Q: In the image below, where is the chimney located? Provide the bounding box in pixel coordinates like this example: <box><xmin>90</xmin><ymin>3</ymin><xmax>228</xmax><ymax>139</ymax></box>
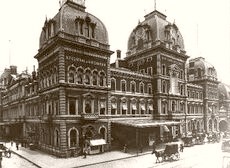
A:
<box><xmin>116</xmin><ymin>50</ymin><xmax>121</xmax><ymax>59</ymax></box>
<box><xmin>32</xmin><ymin>65</ymin><xmax>36</xmax><ymax>80</ymax></box>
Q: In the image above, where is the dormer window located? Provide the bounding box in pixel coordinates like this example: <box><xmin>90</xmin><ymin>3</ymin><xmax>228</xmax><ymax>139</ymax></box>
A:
<box><xmin>75</xmin><ymin>16</ymin><xmax>97</xmax><ymax>38</ymax></box>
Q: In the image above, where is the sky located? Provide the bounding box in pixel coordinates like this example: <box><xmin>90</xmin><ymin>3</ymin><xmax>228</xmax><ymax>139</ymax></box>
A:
<box><xmin>0</xmin><ymin>0</ymin><xmax>230</xmax><ymax>84</ymax></box>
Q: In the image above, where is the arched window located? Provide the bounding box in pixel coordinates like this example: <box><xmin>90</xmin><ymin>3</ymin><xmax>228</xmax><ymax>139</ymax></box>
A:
<box><xmin>54</xmin><ymin>129</ymin><xmax>59</xmax><ymax>147</ymax></box>
<box><xmin>111</xmin><ymin>98</ymin><xmax>117</xmax><ymax>115</ymax></box>
<box><xmin>148</xmin><ymin>84</ymin><xmax>152</xmax><ymax>94</ymax></box>
<box><xmin>85</xmin><ymin>69</ymin><xmax>91</xmax><ymax>85</ymax></box>
<box><xmin>180</xmin><ymin>85</ymin><xmax>184</xmax><ymax>95</ymax></box>
<box><xmin>197</xmin><ymin>68</ymin><xmax>202</xmax><ymax>78</ymax></box>
<box><xmin>121</xmin><ymin>99</ymin><xmax>127</xmax><ymax>115</ymax></box>
<box><xmin>69</xmin><ymin>129</ymin><xmax>79</xmax><ymax>148</ymax></box>
<box><xmin>162</xmin><ymin>101</ymin><xmax>167</xmax><ymax>114</ymax></box>
<box><xmin>77</xmin><ymin>68</ymin><xmax>83</xmax><ymax>84</ymax></box>
<box><xmin>68</xmin><ymin>67</ymin><xmax>76</xmax><ymax>83</ymax></box>
<box><xmin>131</xmin><ymin>99</ymin><xmax>137</xmax><ymax>115</ymax></box>
<box><xmin>140</xmin><ymin>83</ymin><xmax>144</xmax><ymax>93</ymax></box>
<box><xmin>172</xmin><ymin>101</ymin><xmax>176</xmax><ymax>112</ymax></box>
<box><xmin>111</xmin><ymin>78</ymin><xmax>116</xmax><ymax>91</ymax></box>
<box><xmin>99</xmin><ymin>72</ymin><xmax>105</xmax><ymax>86</ymax></box>
<box><xmin>121</xmin><ymin>80</ymin><xmax>126</xmax><ymax>92</ymax></box>
<box><xmin>85</xmin><ymin>100</ymin><xmax>92</xmax><ymax>114</ymax></box>
<box><xmin>99</xmin><ymin>100</ymin><xmax>106</xmax><ymax>115</ymax></box>
<box><xmin>162</xmin><ymin>81</ymin><xmax>167</xmax><ymax>93</ymax></box>
<box><xmin>130</xmin><ymin>81</ymin><xmax>136</xmax><ymax>93</ymax></box>
<box><xmin>162</xmin><ymin>64</ymin><xmax>166</xmax><ymax>75</ymax></box>
<box><xmin>209</xmin><ymin>120</ymin><xmax>212</xmax><ymax>132</ymax></box>
<box><xmin>214</xmin><ymin>119</ymin><xmax>217</xmax><ymax>131</ymax></box>
<box><xmin>99</xmin><ymin>127</ymin><xmax>107</xmax><ymax>140</ymax></box>
<box><xmin>180</xmin><ymin>102</ymin><xmax>184</xmax><ymax>112</ymax></box>
<box><xmin>92</xmin><ymin>71</ymin><xmax>98</xmax><ymax>85</ymax></box>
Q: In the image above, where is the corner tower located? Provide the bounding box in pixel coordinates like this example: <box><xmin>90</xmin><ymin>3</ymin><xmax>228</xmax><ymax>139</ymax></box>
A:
<box><xmin>34</xmin><ymin>0</ymin><xmax>113</xmax><ymax>157</ymax></box>
<box><xmin>125</xmin><ymin>9</ymin><xmax>189</xmax><ymax>136</ymax></box>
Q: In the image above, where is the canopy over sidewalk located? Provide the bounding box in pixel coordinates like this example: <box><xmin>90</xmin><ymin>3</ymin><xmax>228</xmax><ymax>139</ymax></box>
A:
<box><xmin>110</xmin><ymin>118</ymin><xmax>180</xmax><ymax>128</ymax></box>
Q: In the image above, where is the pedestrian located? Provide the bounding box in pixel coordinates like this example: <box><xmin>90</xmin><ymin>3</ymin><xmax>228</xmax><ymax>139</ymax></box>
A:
<box><xmin>123</xmin><ymin>144</ymin><xmax>127</xmax><ymax>153</ymax></box>
<box><xmin>8</xmin><ymin>147</ymin><xmax>11</xmax><ymax>158</ymax></box>
<box><xmin>10</xmin><ymin>140</ymin><xmax>13</xmax><ymax>147</ymax></box>
<box><xmin>151</xmin><ymin>142</ymin><xmax>156</xmax><ymax>154</ymax></box>
<box><xmin>16</xmin><ymin>142</ymin><xmax>19</xmax><ymax>150</ymax></box>
<box><xmin>180</xmin><ymin>144</ymin><xmax>184</xmax><ymax>152</ymax></box>
<box><xmin>83</xmin><ymin>147</ymin><xmax>87</xmax><ymax>158</ymax></box>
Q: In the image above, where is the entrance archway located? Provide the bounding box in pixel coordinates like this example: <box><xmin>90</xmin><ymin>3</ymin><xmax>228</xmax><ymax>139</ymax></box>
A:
<box><xmin>219</xmin><ymin>120</ymin><xmax>228</xmax><ymax>132</ymax></box>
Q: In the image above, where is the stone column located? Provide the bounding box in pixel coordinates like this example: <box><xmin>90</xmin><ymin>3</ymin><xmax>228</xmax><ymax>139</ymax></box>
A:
<box><xmin>59</xmin><ymin>121</ymin><xmax>67</xmax><ymax>157</ymax></box>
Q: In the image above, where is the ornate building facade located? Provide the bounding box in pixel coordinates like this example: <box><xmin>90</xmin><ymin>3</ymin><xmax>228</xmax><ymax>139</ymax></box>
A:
<box><xmin>0</xmin><ymin>0</ymin><xmax>229</xmax><ymax>157</ymax></box>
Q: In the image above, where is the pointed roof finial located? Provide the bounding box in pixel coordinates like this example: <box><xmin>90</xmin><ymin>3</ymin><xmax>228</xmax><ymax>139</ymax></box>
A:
<box><xmin>154</xmin><ymin>0</ymin><xmax>157</xmax><ymax>11</ymax></box>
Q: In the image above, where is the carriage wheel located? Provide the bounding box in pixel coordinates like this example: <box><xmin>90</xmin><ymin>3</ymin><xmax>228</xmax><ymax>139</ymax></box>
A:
<box><xmin>175</xmin><ymin>152</ymin><xmax>180</xmax><ymax>160</ymax></box>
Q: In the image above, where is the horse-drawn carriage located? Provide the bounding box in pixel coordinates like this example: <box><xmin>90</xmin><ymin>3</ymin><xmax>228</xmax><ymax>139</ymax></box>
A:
<box><xmin>0</xmin><ymin>143</ymin><xmax>11</xmax><ymax>158</ymax></box>
<box><xmin>153</xmin><ymin>143</ymin><xmax>180</xmax><ymax>163</ymax></box>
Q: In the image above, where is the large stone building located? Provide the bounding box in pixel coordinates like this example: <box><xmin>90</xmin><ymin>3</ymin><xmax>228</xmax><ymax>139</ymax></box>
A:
<box><xmin>0</xmin><ymin>0</ymin><xmax>229</xmax><ymax>157</ymax></box>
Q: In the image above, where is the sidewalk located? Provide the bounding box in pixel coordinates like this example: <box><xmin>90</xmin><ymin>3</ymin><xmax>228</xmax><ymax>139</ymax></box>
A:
<box><xmin>2</xmin><ymin>142</ymin><xmax>152</xmax><ymax>168</ymax></box>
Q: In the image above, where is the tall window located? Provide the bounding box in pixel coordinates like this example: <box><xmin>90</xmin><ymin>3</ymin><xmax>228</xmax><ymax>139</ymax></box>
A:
<box><xmin>69</xmin><ymin>99</ymin><xmax>76</xmax><ymax>115</ymax></box>
<box><xmin>85</xmin><ymin>69</ymin><xmax>91</xmax><ymax>85</ymax></box>
<box><xmin>148</xmin><ymin>84</ymin><xmax>152</xmax><ymax>94</ymax></box>
<box><xmin>170</xmin><ymin>71</ymin><xmax>179</xmax><ymax>94</ymax></box>
<box><xmin>162</xmin><ymin>64</ymin><xmax>166</xmax><ymax>75</ymax></box>
<box><xmin>77</xmin><ymin>68</ymin><xmax>83</xmax><ymax>84</ymax></box>
<box><xmin>140</xmin><ymin>83</ymin><xmax>144</xmax><ymax>93</ymax></box>
<box><xmin>121</xmin><ymin>99</ymin><xmax>127</xmax><ymax>115</ymax></box>
<box><xmin>99</xmin><ymin>72</ymin><xmax>105</xmax><ymax>86</ymax></box>
<box><xmin>162</xmin><ymin>81</ymin><xmax>167</xmax><ymax>93</ymax></box>
<box><xmin>162</xmin><ymin>102</ymin><xmax>167</xmax><ymax>114</ymax></box>
<box><xmin>54</xmin><ymin>130</ymin><xmax>59</xmax><ymax>147</ymax></box>
<box><xmin>180</xmin><ymin>85</ymin><xmax>184</xmax><ymax>95</ymax></box>
<box><xmin>111</xmin><ymin>79</ymin><xmax>116</xmax><ymax>91</ymax></box>
<box><xmin>130</xmin><ymin>82</ymin><xmax>136</xmax><ymax>93</ymax></box>
<box><xmin>100</xmin><ymin>101</ymin><xmax>106</xmax><ymax>115</ymax></box>
<box><xmin>121</xmin><ymin>80</ymin><xmax>126</xmax><ymax>92</ymax></box>
<box><xmin>172</xmin><ymin>101</ymin><xmax>176</xmax><ymax>112</ymax></box>
<box><xmin>197</xmin><ymin>68</ymin><xmax>202</xmax><ymax>78</ymax></box>
<box><xmin>92</xmin><ymin>71</ymin><xmax>98</xmax><ymax>85</ymax></box>
<box><xmin>68</xmin><ymin>67</ymin><xmax>75</xmax><ymax>83</ymax></box>
<box><xmin>85</xmin><ymin>100</ymin><xmax>92</xmax><ymax>114</ymax></box>
<box><xmin>70</xmin><ymin>129</ymin><xmax>77</xmax><ymax>147</ymax></box>
<box><xmin>111</xmin><ymin>99</ymin><xmax>117</xmax><ymax>115</ymax></box>
<box><xmin>147</xmin><ymin>67</ymin><xmax>152</xmax><ymax>75</ymax></box>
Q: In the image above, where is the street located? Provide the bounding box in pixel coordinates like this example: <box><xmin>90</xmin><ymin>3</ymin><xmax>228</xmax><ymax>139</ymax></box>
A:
<box><xmin>1</xmin><ymin>153</ymin><xmax>37</xmax><ymax>168</ymax></box>
<box><xmin>81</xmin><ymin>142</ymin><xmax>229</xmax><ymax>168</ymax></box>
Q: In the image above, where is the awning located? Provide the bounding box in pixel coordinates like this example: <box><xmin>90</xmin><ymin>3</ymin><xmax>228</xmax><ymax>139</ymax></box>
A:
<box><xmin>112</xmin><ymin>104</ymin><xmax>117</xmax><ymax>109</ymax></box>
<box><xmin>149</xmin><ymin>106</ymin><xmax>153</xmax><ymax>111</ymax></box>
<box><xmin>141</xmin><ymin>105</ymin><xmax>145</xmax><ymax>110</ymax></box>
<box><xmin>111</xmin><ymin>118</ymin><xmax>181</xmax><ymax>128</ymax></box>
<box><xmin>122</xmin><ymin>104</ymin><xmax>127</xmax><ymax>110</ymax></box>
<box><xmin>163</xmin><ymin>125</ymin><xmax>170</xmax><ymax>132</ymax></box>
<box><xmin>90</xmin><ymin>139</ymin><xmax>106</xmax><ymax>146</ymax></box>
<box><xmin>100</xmin><ymin>103</ymin><xmax>105</xmax><ymax>108</ymax></box>
<box><xmin>132</xmin><ymin>105</ymin><xmax>137</xmax><ymax>110</ymax></box>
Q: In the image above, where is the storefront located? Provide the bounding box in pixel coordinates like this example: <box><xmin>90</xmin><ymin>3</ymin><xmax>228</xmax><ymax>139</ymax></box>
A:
<box><xmin>89</xmin><ymin>139</ymin><xmax>106</xmax><ymax>154</ymax></box>
<box><xmin>110</xmin><ymin>118</ymin><xmax>181</xmax><ymax>151</ymax></box>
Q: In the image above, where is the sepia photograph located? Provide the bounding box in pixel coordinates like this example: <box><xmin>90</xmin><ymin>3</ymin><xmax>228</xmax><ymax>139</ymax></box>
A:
<box><xmin>0</xmin><ymin>0</ymin><xmax>230</xmax><ymax>167</ymax></box>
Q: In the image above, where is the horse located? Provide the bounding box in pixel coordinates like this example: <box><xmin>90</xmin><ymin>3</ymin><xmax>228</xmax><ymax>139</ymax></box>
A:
<box><xmin>152</xmin><ymin>150</ymin><xmax>165</xmax><ymax>163</ymax></box>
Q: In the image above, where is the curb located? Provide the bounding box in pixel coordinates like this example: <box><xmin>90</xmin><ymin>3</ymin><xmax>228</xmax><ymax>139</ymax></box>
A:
<box><xmin>11</xmin><ymin>150</ymin><xmax>42</xmax><ymax>168</ymax></box>
<box><xmin>75</xmin><ymin>151</ymin><xmax>152</xmax><ymax>168</ymax></box>
<box><xmin>12</xmin><ymin>149</ymin><xmax>152</xmax><ymax>168</ymax></box>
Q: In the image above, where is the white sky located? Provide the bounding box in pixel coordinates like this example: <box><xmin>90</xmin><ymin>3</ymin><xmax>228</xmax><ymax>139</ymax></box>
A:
<box><xmin>0</xmin><ymin>0</ymin><xmax>230</xmax><ymax>84</ymax></box>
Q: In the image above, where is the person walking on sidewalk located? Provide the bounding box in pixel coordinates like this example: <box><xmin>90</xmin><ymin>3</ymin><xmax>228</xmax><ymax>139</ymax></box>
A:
<box><xmin>83</xmin><ymin>147</ymin><xmax>87</xmax><ymax>158</ymax></box>
<box><xmin>16</xmin><ymin>142</ymin><xmax>19</xmax><ymax>150</ymax></box>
